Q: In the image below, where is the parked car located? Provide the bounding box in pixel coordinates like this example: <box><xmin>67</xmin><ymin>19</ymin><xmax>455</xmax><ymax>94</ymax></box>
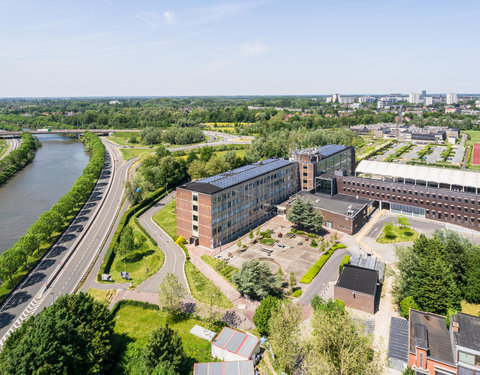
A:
<box><xmin>277</xmin><ymin>243</ymin><xmax>285</xmax><ymax>248</ymax></box>
<box><xmin>297</xmin><ymin>241</ymin><xmax>303</xmax><ymax>246</ymax></box>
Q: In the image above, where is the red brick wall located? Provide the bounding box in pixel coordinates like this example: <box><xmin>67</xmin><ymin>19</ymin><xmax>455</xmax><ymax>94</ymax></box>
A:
<box><xmin>408</xmin><ymin>352</ymin><xmax>457</xmax><ymax>374</ymax></box>
<box><xmin>197</xmin><ymin>193</ymin><xmax>212</xmax><ymax>248</ymax></box>
<box><xmin>298</xmin><ymin>162</ymin><xmax>315</xmax><ymax>191</ymax></box>
<box><xmin>334</xmin><ymin>285</ymin><xmax>376</xmax><ymax>314</ymax></box>
<box><xmin>176</xmin><ymin>188</ymin><xmax>193</xmax><ymax>241</ymax></box>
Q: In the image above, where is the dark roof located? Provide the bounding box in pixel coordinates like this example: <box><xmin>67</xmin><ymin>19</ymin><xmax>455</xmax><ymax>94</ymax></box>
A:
<box><xmin>180</xmin><ymin>158</ymin><xmax>293</xmax><ymax>195</ymax></box>
<box><xmin>295</xmin><ymin>192</ymin><xmax>371</xmax><ymax>217</ymax></box>
<box><xmin>193</xmin><ymin>360</ymin><xmax>254</xmax><ymax>375</ymax></box>
<box><xmin>388</xmin><ymin>317</ymin><xmax>409</xmax><ymax>362</ymax></box>
<box><xmin>409</xmin><ymin>309</ymin><xmax>454</xmax><ymax>365</ymax></box>
<box><xmin>336</xmin><ymin>264</ymin><xmax>378</xmax><ymax>295</ymax></box>
<box><xmin>290</xmin><ymin>144</ymin><xmax>348</xmax><ymax>158</ymax></box>
<box><xmin>452</xmin><ymin>313</ymin><xmax>480</xmax><ymax>352</ymax></box>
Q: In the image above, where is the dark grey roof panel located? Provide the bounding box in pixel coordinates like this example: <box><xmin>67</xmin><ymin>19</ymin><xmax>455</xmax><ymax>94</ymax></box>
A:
<box><xmin>224</xmin><ymin>361</ymin><xmax>239</xmax><ymax>374</ymax></box>
<box><xmin>239</xmin><ymin>360</ymin><xmax>255</xmax><ymax>375</ymax></box>
<box><xmin>193</xmin><ymin>361</ymin><xmax>254</xmax><ymax>375</ymax></box>
<box><xmin>225</xmin><ymin>330</ymin><xmax>245</xmax><ymax>353</ymax></box>
<box><xmin>452</xmin><ymin>313</ymin><xmax>480</xmax><ymax>352</ymax></box>
<box><xmin>213</xmin><ymin>327</ymin><xmax>235</xmax><ymax>348</ymax></box>
<box><xmin>210</xmin><ymin>362</ymin><xmax>223</xmax><ymax>375</ymax></box>
<box><xmin>336</xmin><ymin>264</ymin><xmax>377</xmax><ymax>295</ymax></box>
<box><xmin>193</xmin><ymin>363</ymin><xmax>208</xmax><ymax>375</ymax></box>
<box><xmin>388</xmin><ymin>317</ymin><xmax>408</xmax><ymax>362</ymax></box>
<box><xmin>237</xmin><ymin>335</ymin><xmax>259</xmax><ymax>358</ymax></box>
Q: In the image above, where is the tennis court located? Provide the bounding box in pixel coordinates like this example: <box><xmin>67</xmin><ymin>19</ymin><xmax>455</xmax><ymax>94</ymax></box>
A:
<box><xmin>472</xmin><ymin>143</ymin><xmax>480</xmax><ymax>165</ymax></box>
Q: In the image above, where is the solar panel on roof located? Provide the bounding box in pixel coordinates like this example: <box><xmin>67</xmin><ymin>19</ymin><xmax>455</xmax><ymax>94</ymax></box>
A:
<box><xmin>388</xmin><ymin>317</ymin><xmax>408</xmax><ymax>362</ymax></box>
<box><xmin>319</xmin><ymin>144</ymin><xmax>346</xmax><ymax>157</ymax></box>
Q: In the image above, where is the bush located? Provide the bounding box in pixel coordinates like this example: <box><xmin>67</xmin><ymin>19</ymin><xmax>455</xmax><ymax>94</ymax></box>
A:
<box><xmin>338</xmin><ymin>255</ymin><xmax>350</xmax><ymax>274</ymax></box>
<box><xmin>300</xmin><ymin>244</ymin><xmax>346</xmax><ymax>284</ymax></box>
<box><xmin>310</xmin><ymin>239</ymin><xmax>318</xmax><ymax>248</ymax></box>
<box><xmin>308</xmin><ymin>233</ymin><xmax>318</xmax><ymax>238</ymax></box>
<box><xmin>296</xmin><ymin>230</ymin><xmax>305</xmax><ymax>235</ymax></box>
<box><xmin>292</xmin><ymin>289</ymin><xmax>302</xmax><ymax>298</ymax></box>
<box><xmin>259</xmin><ymin>230</ymin><xmax>271</xmax><ymax>238</ymax></box>
<box><xmin>400</xmin><ymin>296</ymin><xmax>419</xmax><ymax>319</ymax></box>
<box><xmin>290</xmin><ymin>228</ymin><xmax>297</xmax><ymax>234</ymax></box>
<box><xmin>175</xmin><ymin>236</ymin><xmax>187</xmax><ymax>245</ymax></box>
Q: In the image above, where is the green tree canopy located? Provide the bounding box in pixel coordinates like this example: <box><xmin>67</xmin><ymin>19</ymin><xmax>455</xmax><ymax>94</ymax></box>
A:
<box><xmin>232</xmin><ymin>259</ymin><xmax>280</xmax><ymax>301</ymax></box>
<box><xmin>287</xmin><ymin>197</ymin><xmax>323</xmax><ymax>233</ymax></box>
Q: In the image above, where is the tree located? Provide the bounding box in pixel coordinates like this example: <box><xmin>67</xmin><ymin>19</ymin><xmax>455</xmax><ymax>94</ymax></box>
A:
<box><xmin>187</xmin><ymin>159</ymin><xmax>207</xmax><ymax>180</ymax></box>
<box><xmin>268</xmin><ymin>301</ymin><xmax>303</xmax><ymax>374</ymax></box>
<box><xmin>232</xmin><ymin>259</ymin><xmax>280</xmax><ymax>300</ymax></box>
<box><xmin>0</xmin><ymin>247</ymin><xmax>23</xmax><ymax>284</ymax></box>
<box><xmin>465</xmin><ymin>249</ymin><xmax>480</xmax><ymax>303</ymax></box>
<box><xmin>304</xmin><ymin>307</ymin><xmax>384</xmax><ymax>375</ymax></box>
<box><xmin>402</xmin><ymin>367</ymin><xmax>415</xmax><ymax>375</ymax></box>
<box><xmin>397</xmin><ymin>216</ymin><xmax>410</xmax><ymax>229</ymax></box>
<box><xmin>186</xmin><ymin>150</ymin><xmax>197</xmax><ymax>164</ymax></box>
<box><xmin>287</xmin><ymin>197</ymin><xmax>323</xmax><ymax>232</ymax></box>
<box><xmin>205</xmin><ymin>155</ymin><xmax>229</xmax><ymax>176</ymax></box>
<box><xmin>142</xmin><ymin>325</ymin><xmax>186</xmax><ymax>374</ymax></box>
<box><xmin>199</xmin><ymin>146</ymin><xmax>214</xmax><ymax>162</ymax></box>
<box><xmin>158</xmin><ymin>273</ymin><xmax>187</xmax><ymax>314</ymax></box>
<box><xmin>383</xmin><ymin>222</ymin><xmax>395</xmax><ymax>239</ymax></box>
<box><xmin>0</xmin><ymin>293</ymin><xmax>114</xmax><ymax>374</ymax></box>
<box><xmin>311</xmin><ymin>297</ymin><xmax>345</xmax><ymax>314</ymax></box>
<box><xmin>253</xmin><ymin>295</ymin><xmax>278</xmax><ymax>336</ymax></box>
<box><xmin>156</xmin><ymin>144</ymin><xmax>171</xmax><ymax>158</ymax></box>
<box><xmin>400</xmin><ymin>296</ymin><xmax>419</xmax><ymax>319</ymax></box>
<box><xmin>249</xmin><ymin>229</ymin><xmax>254</xmax><ymax>239</ymax></box>
<box><xmin>289</xmin><ymin>271</ymin><xmax>297</xmax><ymax>289</ymax></box>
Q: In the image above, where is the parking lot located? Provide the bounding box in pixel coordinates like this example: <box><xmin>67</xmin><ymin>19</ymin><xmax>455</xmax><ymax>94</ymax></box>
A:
<box><xmin>215</xmin><ymin>216</ymin><xmax>340</xmax><ymax>279</ymax></box>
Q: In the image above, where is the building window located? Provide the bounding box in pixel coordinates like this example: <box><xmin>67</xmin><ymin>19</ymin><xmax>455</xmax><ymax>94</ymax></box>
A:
<box><xmin>458</xmin><ymin>351</ymin><xmax>475</xmax><ymax>366</ymax></box>
<box><xmin>193</xmin><ymin>205</ymin><xmax>198</xmax><ymax>212</ymax></box>
<box><xmin>193</xmin><ymin>215</ymin><xmax>198</xmax><ymax>221</ymax></box>
<box><xmin>193</xmin><ymin>195</ymin><xmax>198</xmax><ymax>202</ymax></box>
<box><xmin>193</xmin><ymin>225</ymin><xmax>198</xmax><ymax>231</ymax></box>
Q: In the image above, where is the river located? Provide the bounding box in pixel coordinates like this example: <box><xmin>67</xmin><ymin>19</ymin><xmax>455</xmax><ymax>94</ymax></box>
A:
<box><xmin>0</xmin><ymin>134</ymin><xmax>90</xmax><ymax>253</ymax></box>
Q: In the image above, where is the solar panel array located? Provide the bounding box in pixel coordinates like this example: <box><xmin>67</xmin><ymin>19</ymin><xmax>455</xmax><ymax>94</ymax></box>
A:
<box><xmin>319</xmin><ymin>144</ymin><xmax>346</xmax><ymax>157</ymax></box>
<box><xmin>193</xmin><ymin>361</ymin><xmax>254</xmax><ymax>375</ymax></box>
<box><xmin>388</xmin><ymin>317</ymin><xmax>409</xmax><ymax>362</ymax></box>
<box><xmin>197</xmin><ymin>158</ymin><xmax>292</xmax><ymax>190</ymax></box>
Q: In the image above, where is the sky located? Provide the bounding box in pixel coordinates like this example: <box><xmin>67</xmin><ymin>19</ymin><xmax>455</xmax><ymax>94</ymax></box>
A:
<box><xmin>0</xmin><ymin>0</ymin><xmax>479</xmax><ymax>97</ymax></box>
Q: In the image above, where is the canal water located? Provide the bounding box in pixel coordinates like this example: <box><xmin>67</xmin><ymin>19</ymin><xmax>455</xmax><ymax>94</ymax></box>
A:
<box><xmin>0</xmin><ymin>134</ymin><xmax>90</xmax><ymax>253</ymax></box>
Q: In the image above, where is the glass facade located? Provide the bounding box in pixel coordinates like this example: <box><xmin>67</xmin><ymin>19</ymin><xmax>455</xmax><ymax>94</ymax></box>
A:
<box><xmin>210</xmin><ymin>164</ymin><xmax>299</xmax><ymax>247</ymax></box>
<box><xmin>391</xmin><ymin>202</ymin><xmax>425</xmax><ymax>217</ymax></box>
<box><xmin>314</xmin><ymin>147</ymin><xmax>354</xmax><ymax>177</ymax></box>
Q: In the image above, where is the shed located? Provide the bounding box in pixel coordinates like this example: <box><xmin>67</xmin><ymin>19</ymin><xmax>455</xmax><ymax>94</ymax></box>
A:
<box><xmin>193</xmin><ymin>360</ymin><xmax>254</xmax><ymax>375</ymax></box>
<box><xmin>211</xmin><ymin>327</ymin><xmax>261</xmax><ymax>363</ymax></box>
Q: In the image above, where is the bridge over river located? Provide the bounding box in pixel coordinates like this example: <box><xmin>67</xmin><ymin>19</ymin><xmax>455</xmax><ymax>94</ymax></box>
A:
<box><xmin>0</xmin><ymin>129</ymin><xmax>139</xmax><ymax>138</ymax></box>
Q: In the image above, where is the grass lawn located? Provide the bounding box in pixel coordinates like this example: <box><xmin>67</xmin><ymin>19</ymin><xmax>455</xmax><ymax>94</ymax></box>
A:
<box><xmin>87</xmin><ymin>288</ymin><xmax>115</xmax><ymax>303</ymax></box>
<box><xmin>109</xmin><ymin>220</ymin><xmax>165</xmax><ymax>287</ymax></box>
<box><xmin>200</xmin><ymin>255</ymin><xmax>238</xmax><ymax>283</ymax></box>
<box><xmin>377</xmin><ymin>225</ymin><xmax>419</xmax><ymax>244</ymax></box>
<box><xmin>185</xmin><ymin>261</ymin><xmax>233</xmax><ymax>308</ymax></box>
<box><xmin>113</xmin><ymin>304</ymin><xmax>216</xmax><ymax>369</ymax></box>
<box><xmin>357</xmin><ymin>138</ymin><xmax>390</xmax><ymax>161</ymax></box>
<box><xmin>107</xmin><ymin>131</ymin><xmax>146</xmax><ymax>147</ymax></box>
<box><xmin>119</xmin><ymin>148</ymin><xmax>153</xmax><ymax>161</ymax></box>
<box><xmin>465</xmin><ymin>130</ymin><xmax>480</xmax><ymax>147</ymax></box>
<box><xmin>260</xmin><ymin>238</ymin><xmax>275</xmax><ymax>245</ymax></box>
<box><xmin>153</xmin><ymin>198</ymin><xmax>177</xmax><ymax>240</ymax></box>
<box><xmin>462</xmin><ymin>300</ymin><xmax>480</xmax><ymax>316</ymax></box>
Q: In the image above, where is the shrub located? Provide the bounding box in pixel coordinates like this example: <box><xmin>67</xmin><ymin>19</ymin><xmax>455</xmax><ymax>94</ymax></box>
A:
<box><xmin>308</xmin><ymin>233</ymin><xmax>318</xmax><ymax>238</ymax></box>
<box><xmin>296</xmin><ymin>230</ymin><xmax>305</xmax><ymax>235</ymax></box>
<box><xmin>175</xmin><ymin>236</ymin><xmax>187</xmax><ymax>245</ymax></box>
<box><xmin>292</xmin><ymin>289</ymin><xmax>302</xmax><ymax>298</ymax></box>
<box><xmin>338</xmin><ymin>255</ymin><xmax>350</xmax><ymax>274</ymax></box>
<box><xmin>300</xmin><ymin>244</ymin><xmax>346</xmax><ymax>284</ymax></box>
<box><xmin>400</xmin><ymin>296</ymin><xmax>419</xmax><ymax>319</ymax></box>
<box><xmin>290</xmin><ymin>228</ymin><xmax>297</xmax><ymax>234</ymax></box>
<box><xmin>310</xmin><ymin>239</ymin><xmax>318</xmax><ymax>248</ymax></box>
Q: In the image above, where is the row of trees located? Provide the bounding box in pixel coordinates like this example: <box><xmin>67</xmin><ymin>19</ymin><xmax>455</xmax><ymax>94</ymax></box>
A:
<box><xmin>0</xmin><ymin>132</ymin><xmax>105</xmax><ymax>292</ymax></box>
<box><xmin>395</xmin><ymin>230</ymin><xmax>480</xmax><ymax>316</ymax></box>
<box><xmin>253</xmin><ymin>296</ymin><xmax>384</xmax><ymax>374</ymax></box>
<box><xmin>0</xmin><ymin>132</ymin><xmax>40</xmax><ymax>185</ymax></box>
<box><xmin>140</xmin><ymin>127</ymin><xmax>205</xmax><ymax>146</ymax></box>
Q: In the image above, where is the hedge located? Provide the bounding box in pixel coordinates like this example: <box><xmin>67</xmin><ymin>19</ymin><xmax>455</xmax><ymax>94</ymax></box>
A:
<box><xmin>338</xmin><ymin>255</ymin><xmax>350</xmax><ymax>274</ymax></box>
<box><xmin>300</xmin><ymin>243</ymin><xmax>347</xmax><ymax>284</ymax></box>
<box><xmin>292</xmin><ymin>289</ymin><xmax>303</xmax><ymax>298</ymax></box>
<box><xmin>110</xmin><ymin>299</ymin><xmax>160</xmax><ymax>317</ymax></box>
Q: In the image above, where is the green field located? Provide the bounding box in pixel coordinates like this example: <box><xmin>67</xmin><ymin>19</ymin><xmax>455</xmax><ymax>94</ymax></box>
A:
<box><xmin>461</xmin><ymin>300</ymin><xmax>480</xmax><ymax>316</ymax></box>
<box><xmin>377</xmin><ymin>225</ymin><xmax>419</xmax><ymax>244</ymax></box>
<box><xmin>153</xmin><ymin>198</ymin><xmax>177</xmax><ymax>240</ymax></box>
<box><xmin>357</xmin><ymin>138</ymin><xmax>390</xmax><ymax>161</ymax></box>
<box><xmin>109</xmin><ymin>220</ymin><xmax>165</xmax><ymax>287</ymax></box>
<box><xmin>200</xmin><ymin>255</ymin><xmax>238</xmax><ymax>284</ymax></box>
<box><xmin>107</xmin><ymin>131</ymin><xmax>145</xmax><ymax>146</ymax></box>
<box><xmin>465</xmin><ymin>130</ymin><xmax>480</xmax><ymax>147</ymax></box>
<box><xmin>113</xmin><ymin>304</ymin><xmax>216</xmax><ymax>371</ymax></box>
<box><xmin>185</xmin><ymin>261</ymin><xmax>233</xmax><ymax>308</ymax></box>
<box><xmin>119</xmin><ymin>147</ymin><xmax>153</xmax><ymax>161</ymax></box>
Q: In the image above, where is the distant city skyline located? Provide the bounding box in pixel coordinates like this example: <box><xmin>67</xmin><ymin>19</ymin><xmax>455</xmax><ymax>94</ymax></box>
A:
<box><xmin>1</xmin><ymin>0</ymin><xmax>480</xmax><ymax>97</ymax></box>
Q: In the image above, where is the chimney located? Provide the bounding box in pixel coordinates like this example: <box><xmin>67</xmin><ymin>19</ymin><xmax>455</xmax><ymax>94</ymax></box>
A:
<box><xmin>452</xmin><ymin>321</ymin><xmax>459</xmax><ymax>332</ymax></box>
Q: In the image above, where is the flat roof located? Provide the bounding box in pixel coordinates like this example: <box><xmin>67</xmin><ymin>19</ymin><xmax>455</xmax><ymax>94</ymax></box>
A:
<box><xmin>212</xmin><ymin>327</ymin><xmax>259</xmax><ymax>360</ymax></box>
<box><xmin>336</xmin><ymin>264</ymin><xmax>377</xmax><ymax>295</ymax></box>
<box><xmin>409</xmin><ymin>309</ymin><xmax>454</xmax><ymax>365</ymax></box>
<box><xmin>356</xmin><ymin>160</ymin><xmax>480</xmax><ymax>189</ymax></box>
<box><xmin>180</xmin><ymin>158</ymin><xmax>293</xmax><ymax>195</ymax></box>
<box><xmin>295</xmin><ymin>192</ymin><xmax>371</xmax><ymax>216</ymax></box>
<box><xmin>193</xmin><ymin>360</ymin><xmax>254</xmax><ymax>375</ymax></box>
<box><xmin>290</xmin><ymin>144</ymin><xmax>347</xmax><ymax>157</ymax></box>
<box><xmin>350</xmin><ymin>254</ymin><xmax>385</xmax><ymax>282</ymax></box>
<box><xmin>452</xmin><ymin>313</ymin><xmax>480</xmax><ymax>352</ymax></box>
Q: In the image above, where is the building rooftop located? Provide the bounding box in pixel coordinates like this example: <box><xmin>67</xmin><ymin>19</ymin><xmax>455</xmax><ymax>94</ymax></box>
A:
<box><xmin>212</xmin><ymin>327</ymin><xmax>259</xmax><ymax>360</ymax></box>
<box><xmin>409</xmin><ymin>309</ymin><xmax>454</xmax><ymax>365</ymax></box>
<box><xmin>181</xmin><ymin>158</ymin><xmax>293</xmax><ymax>195</ymax></box>
<box><xmin>388</xmin><ymin>317</ymin><xmax>409</xmax><ymax>363</ymax></box>
<box><xmin>452</xmin><ymin>312</ymin><xmax>480</xmax><ymax>352</ymax></box>
<box><xmin>193</xmin><ymin>360</ymin><xmax>254</xmax><ymax>375</ymax></box>
<box><xmin>290</xmin><ymin>144</ymin><xmax>347</xmax><ymax>158</ymax></box>
<box><xmin>336</xmin><ymin>264</ymin><xmax>378</xmax><ymax>296</ymax></box>
<box><xmin>295</xmin><ymin>191</ymin><xmax>371</xmax><ymax>217</ymax></box>
<box><xmin>350</xmin><ymin>253</ymin><xmax>385</xmax><ymax>282</ymax></box>
<box><xmin>356</xmin><ymin>160</ymin><xmax>480</xmax><ymax>189</ymax></box>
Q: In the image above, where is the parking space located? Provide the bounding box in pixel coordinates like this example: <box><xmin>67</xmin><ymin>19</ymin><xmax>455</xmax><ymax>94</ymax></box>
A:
<box><xmin>372</xmin><ymin>142</ymin><xmax>404</xmax><ymax>162</ymax></box>
<box><xmin>426</xmin><ymin>145</ymin><xmax>445</xmax><ymax>163</ymax></box>
<box><xmin>400</xmin><ymin>145</ymin><xmax>423</xmax><ymax>162</ymax></box>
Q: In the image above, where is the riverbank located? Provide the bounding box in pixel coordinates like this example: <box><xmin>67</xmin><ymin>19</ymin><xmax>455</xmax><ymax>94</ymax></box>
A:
<box><xmin>0</xmin><ymin>133</ymin><xmax>40</xmax><ymax>186</ymax></box>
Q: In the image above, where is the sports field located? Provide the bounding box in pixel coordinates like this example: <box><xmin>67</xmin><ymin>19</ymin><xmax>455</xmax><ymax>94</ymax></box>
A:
<box><xmin>472</xmin><ymin>143</ymin><xmax>480</xmax><ymax>165</ymax></box>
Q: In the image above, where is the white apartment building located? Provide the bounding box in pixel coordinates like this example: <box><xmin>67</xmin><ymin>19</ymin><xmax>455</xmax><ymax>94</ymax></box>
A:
<box><xmin>424</xmin><ymin>97</ymin><xmax>433</xmax><ymax>106</ymax></box>
<box><xmin>408</xmin><ymin>93</ymin><xmax>422</xmax><ymax>104</ymax></box>
<box><xmin>446</xmin><ymin>92</ymin><xmax>458</xmax><ymax>105</ymax></box>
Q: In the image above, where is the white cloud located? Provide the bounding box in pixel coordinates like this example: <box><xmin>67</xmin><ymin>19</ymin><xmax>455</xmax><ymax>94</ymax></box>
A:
<box><xmin>136</xmin><ymin>10</ymin><xmax>175</xmax><ymax>28</ymax></box>
<box><xmin>240</xmin><ymin>41</ymin><xmax>267</xmax><ymax>56</ymax></box>
<box><xmin>163</xmin><ymin>10</ymin><xmax>175</xmax><ymax>25</ymax></box>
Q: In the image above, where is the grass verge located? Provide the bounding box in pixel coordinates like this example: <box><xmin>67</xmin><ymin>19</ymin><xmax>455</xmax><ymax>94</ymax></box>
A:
<box><xmin>153</xmin><ymin>198</ymin><xmax>177</xmax><ymax>240</ymax></box>
<box><xmin>185</xmin><ymin>261</ymin><xmax>233</xmax><ymax>308</ymax></box>
<box><xmin>119</xmin><ymin>148</ymin><xmax>152</xmax><ymax>161</ymax></box>
<box><xmin>200</xmin><ymin>255</ymin><xmax>238</xmax><ymax>284</ymax></box>
<box><xmin>377</xmin><ymin>226</ymin><xmax>419</xmax><ymax>244</ymax></box>
<box><xmin>461</xmin><ymin>300</ymin><xmax>480</xmax><ymax>316</ymax></box>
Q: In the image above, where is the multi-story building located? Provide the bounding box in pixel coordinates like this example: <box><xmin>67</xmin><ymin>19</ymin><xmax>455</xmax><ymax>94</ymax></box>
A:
<box><xmin>340</xmin><ymin>96</ymin><xmax>355</xmax><ymax>104</ymax></box>
<box><xmin>408</xmin><ymin>93</ymin><xmax>422</xmax><ymax>104</ymax></box>
<box><xmin>424</xmin><ymin>96</ymin><xmax>433</xmax><ymax>106</ymax></box>
<box><xmin>447</xmin><ymin>92</ymin><xmax>459</xmax><ymax>105</ymax></box>
<box><xmin>176</xmin><ymin>159</ymin><xmax>299</xmax><ymax>248</ymax></box>
<box><xmin>359</xmin><ymin>96</ymin><xmax>376</xmax><ymax>103</ymax></box>
<box><xmin>408</xmin><ymin>309</ymin><xmax>480</xmax><ymax>375</ymax></box>
<box><xmin>289</xmin><ymin>145</ymin><xmax>355</xmax><ymax>193</ymax></box>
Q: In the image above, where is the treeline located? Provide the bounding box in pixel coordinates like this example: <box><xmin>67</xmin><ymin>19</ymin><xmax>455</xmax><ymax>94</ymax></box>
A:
<box><xmin>0</xmin><ymin>132</ymin><xmax>105</xmax><ymax>301</ymax></box>
<box><xmin>140</xmin><ymin>127</ymin><xmax>205</xmax><ymax>145</ymax></box>
<box><xmin>396</xmin><ymin>230</ymin><xmax>480</xmax><ymax>316</ymax></box>
<box><xmin>0</xmin><ymin>132</ymin><xmax>40</xmax><ymax>185</ymax></box>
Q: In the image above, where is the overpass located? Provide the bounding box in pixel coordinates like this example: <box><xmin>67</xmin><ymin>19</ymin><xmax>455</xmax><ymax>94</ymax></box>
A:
<box><xmin>0</xmin><ymin>129</ymin><xmax>140</xmax><ymax>139</ymax></box>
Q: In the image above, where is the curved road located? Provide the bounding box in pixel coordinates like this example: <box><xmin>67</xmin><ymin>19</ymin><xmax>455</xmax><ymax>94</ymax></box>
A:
<box><xmin>0</xmin><ymin>139</ymin><xmax>130</xmax><ymax>345</ymax></box>
<box><xmin>0</xmin><ymin>138</ymin><xmax>20</xmax><ymax>160</ymax></box>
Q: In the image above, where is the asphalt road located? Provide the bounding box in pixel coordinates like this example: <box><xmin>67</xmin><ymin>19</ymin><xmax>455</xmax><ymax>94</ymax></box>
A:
<box><xmin>299</xmin><ymin>248</ymin><xmax>350</xmax><ymax>305</ymax></box>
<box><xmin>136</xmin><ymin>191</ymin><xmax>189</xmax><ymax>293</ymax></box>
<box><xmin>0</xmin><ymin>139</ymin><xmax>129</xmax><ymax>344</ymax></box>
<box><xmin>0</xmin><ymin>138</ymin><xmax>20</xmax><ymax>160</ymax></box>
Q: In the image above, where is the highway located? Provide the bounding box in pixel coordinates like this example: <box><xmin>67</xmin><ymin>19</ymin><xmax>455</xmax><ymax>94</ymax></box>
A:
<box><xmin>0</xmin><ymin>139</ymin><xmax>130</xmax><ymax>344</ymax></box>
<box><xmin>0</xmin><ymin>138</ymin><xmax>20</xmax><ymax>160</ymax></box>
